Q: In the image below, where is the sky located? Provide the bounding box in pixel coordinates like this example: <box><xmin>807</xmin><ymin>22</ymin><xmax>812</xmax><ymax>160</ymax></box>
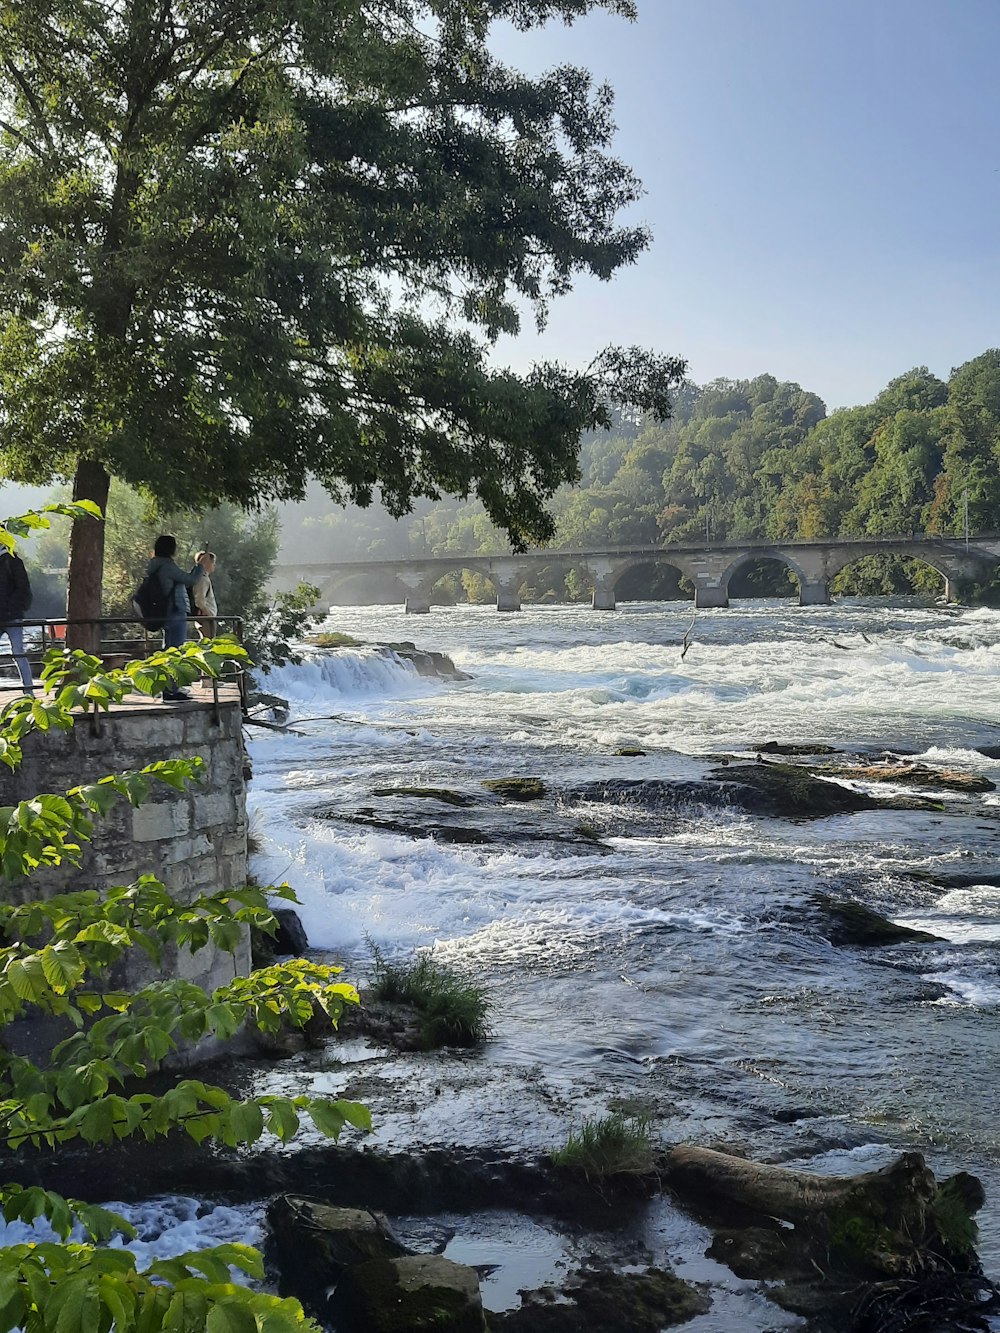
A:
<box><xmin>488</xmin><ymin>0</ymin><xmax>1000</xmax><ymax>411</ymax></box>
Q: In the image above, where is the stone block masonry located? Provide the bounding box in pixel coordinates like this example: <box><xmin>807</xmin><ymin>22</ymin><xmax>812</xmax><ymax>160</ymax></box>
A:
<box><xmin>0</xmin><ymin>695</ymin><xmax>250</xmax><ymax>999</ymax></box>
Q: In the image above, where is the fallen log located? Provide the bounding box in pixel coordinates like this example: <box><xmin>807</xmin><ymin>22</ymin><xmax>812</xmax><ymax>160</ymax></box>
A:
<box><xmin>666</xmin><ymin>1145</ymin><xmax>935</xmax><ymax>1237</ymax></box>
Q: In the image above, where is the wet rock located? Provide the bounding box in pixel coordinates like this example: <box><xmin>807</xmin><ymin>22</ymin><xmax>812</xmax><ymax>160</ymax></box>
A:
<box><xmin>372</xmin><ymin>786</ymin><xmax>474</xmax><ymax>807</ymax></box>
<box><xmin>386</xmin><ymin>643</ymin><xmax>472</xmax><ymax>681</ymax></box>
<box><xmin>492</xmin><ymin>1266</ymin><xmax>709</xmax><ymax>1332</ymax></box>
<box><xmin>267</xmin><ymin>1195</ymin><xmax>406</xmax><ymax>1309</ymax></box>
<box><xmin>273</xmin><ymin>908</ymin><xmax>309</xmax><ymax>955</ymax></box>
<box><xmin>339</xmin><ymin>813</ymin><xmax>495</xmax><ymax>844</ymax></box>
<box><xmin>342</xmin><ymin>996</ymin><xmax>426</xmax><ymax>1052</ymax></box>
<box><xmin>754</xmin><ymin>740</ymin><xmax>841</xmax><ymax>756</ymax></box>
<box><xmin>907</xmin><ymin>868</ymin><xmax>1000</xmax><ymax>891</ymax></box>
<box><xmin>247</xmin><ymin>690</ymin><xmax>290</xmax><ymax>721</ymax></box>
<box><xmin>614</xmin><ymin>747</ymin><xmax>647</xmax><ymax>757</ymax></box>
<box><xmin>335</xmin><ymin>1253</ymin><xmax>486</xmax><ymax>1333</ymax></box>
<box><xmin>707</xmin><ymin>762</ymin><xmax>878</xmax><ymax>817</ymax></box>
<box><xmin>823</xmin><ymin>761</ymin><xmax>995</xmax><ymax>793</ymax></box>
<box><xmin>482</xmin><ymin>777</ymin><xmax>547</xmax><ymax>802</ymax></box>
<box><xmin>566</xmin><ymin>777</ymin><xmax>750</xmax><ymax>812</ymax></box>
<box><xmin>708</xmin><ymin>1225</ymin><xmax>808</xmax><ymax>1281</ymax></box>
<box><xmin>810</xmin><ymin>893</ymin><xmax>945</xmax><ymax>947</ymax></box>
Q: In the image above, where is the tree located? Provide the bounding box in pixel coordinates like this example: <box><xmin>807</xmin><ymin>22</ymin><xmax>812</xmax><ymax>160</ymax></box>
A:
<box><xmin>0</xmin><ymin>0</ymin><xmax>685</xmax><ymax>633</ymax></box>
<box><xmin>0</xmin><ymin>505</ymin><xmax>369</xmax><ymax>1333</ymax></box>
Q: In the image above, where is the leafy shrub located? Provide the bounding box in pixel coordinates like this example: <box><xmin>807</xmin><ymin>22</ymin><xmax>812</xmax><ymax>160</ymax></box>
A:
<box><xmin>0</xmin><ymin>505</ymin><xmax>369</xmax><ymax>1333</ymax></box>
<box><xmin>369</xmin><ymin>943</ymin><xmax>491</xmax><ymax>1048</ymax></box>
<box><xmin>552</xmin><ymin>1113</ymin><xmax>658</xmax><ymax>1179</ymax></box>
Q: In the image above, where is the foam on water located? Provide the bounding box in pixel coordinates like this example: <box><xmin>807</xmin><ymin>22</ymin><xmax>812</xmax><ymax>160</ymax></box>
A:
<box><xmin>0</xmin><ymin>1197</ymin><xmax>263</xmax><ymax>1275</ymax></box>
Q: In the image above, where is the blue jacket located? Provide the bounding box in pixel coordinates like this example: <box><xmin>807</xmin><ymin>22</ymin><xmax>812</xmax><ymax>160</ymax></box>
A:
<box><xmin>146</xmin><ymin>556</ymin><xmax>203</xmax><ymax>617</ymax></box>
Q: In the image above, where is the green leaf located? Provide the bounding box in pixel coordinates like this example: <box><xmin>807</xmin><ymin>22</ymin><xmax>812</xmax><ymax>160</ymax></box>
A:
<box><xmin>205</xmin><ymin>1299</ymin><xmax>258</xmax><ymax>1333</ymax></box>
<box><xmin>265</xmin><ymin>1100</ymin><xmax>299</xmax><ymax>1142</ymax></box>
<box><xmin>228</xmin><ymin>1101</ymin><xmax>264</xmax><ymax>1145</ymax></box>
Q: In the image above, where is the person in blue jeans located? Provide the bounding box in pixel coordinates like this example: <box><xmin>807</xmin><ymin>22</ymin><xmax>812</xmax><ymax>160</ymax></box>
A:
<box><xmin>0</xmin><ymin>550</ymin><xmax>34</xmax><ymax>695</ymax></box>
<box><xmin>146</xmin><ymin>536</ymin><xmax>205</xmax><ymax>701</ymax></box>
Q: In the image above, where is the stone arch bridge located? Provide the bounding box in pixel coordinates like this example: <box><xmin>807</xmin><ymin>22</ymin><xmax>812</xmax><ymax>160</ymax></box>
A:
<box><xmin>272</xmin><ymin>537</ymin><xmax>1000</xmax><ymax>613</ymax></box>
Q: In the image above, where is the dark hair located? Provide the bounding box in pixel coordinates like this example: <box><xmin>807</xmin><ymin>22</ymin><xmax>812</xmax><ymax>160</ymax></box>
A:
<box><xmin>153</xmin><ymin>534</ymin><xmax>177</xmax><ymax>559</ymax></box>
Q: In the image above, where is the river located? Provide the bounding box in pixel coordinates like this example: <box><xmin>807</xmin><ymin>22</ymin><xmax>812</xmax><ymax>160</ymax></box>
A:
<box><xmin>244</xmin><ymin>596</ymin><xmax>1000</xmax><ymax>1328</ymax></box>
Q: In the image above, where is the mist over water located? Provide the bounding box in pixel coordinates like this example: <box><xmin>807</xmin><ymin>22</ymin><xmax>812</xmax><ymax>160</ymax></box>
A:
<box><xmin>249</xmin><ymin>597</ymin><xmax>1000</xmax><ymax>1294</ymax></box>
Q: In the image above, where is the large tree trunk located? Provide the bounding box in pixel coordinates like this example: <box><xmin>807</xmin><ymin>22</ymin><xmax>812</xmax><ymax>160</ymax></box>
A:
<box><xmin>666</xmin><ymin>1145</ymin><xmax>936</xmax><ymax>1234</ymax></box>
<box><xmin>66</xmin><ymin>458</ymin><xmax>111</xmax><ymax>653</ymax></box>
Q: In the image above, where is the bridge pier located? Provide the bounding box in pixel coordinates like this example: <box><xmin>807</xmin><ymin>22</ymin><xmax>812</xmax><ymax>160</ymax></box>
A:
<box><xmin>694</xmin><ymin>583</ymin><xmax>728</xmax><ymax>609</ymax></box>
<box><xmin>592</xmin><ymin>585</ymin><xmax>616</xmax><ymax>611</ymax></box>
<box><xmin>798</xmin><ymin>580</ymin><xmax>829</xmax><ymax>606</ymax></box>
<box><xmin>404</xmin><ymin>596</ymin><xmax>431</xmax><ymax>614</ymax></box>
<box><xmin>496</xmin><ymin>587</ymin><xmax>521</xmax><ymax>612</ymax></box>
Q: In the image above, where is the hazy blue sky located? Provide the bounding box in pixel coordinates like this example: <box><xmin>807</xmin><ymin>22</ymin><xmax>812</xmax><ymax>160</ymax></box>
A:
<box><xmin>489</xmin><ymin>0</ymin><xmax>1000</xmax><ymax>410</ymax></box>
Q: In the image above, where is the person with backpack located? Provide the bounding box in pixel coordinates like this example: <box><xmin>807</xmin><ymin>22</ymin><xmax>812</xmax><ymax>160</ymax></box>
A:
<box><xmin>0</xmin><ymin>550</ymin><xmax>33</xmax><ymax>695</ymax></box>
<box><xmin>144</xmin><ymin>536</ymin><xmax>205</xmax><ymax>701</ymax></box>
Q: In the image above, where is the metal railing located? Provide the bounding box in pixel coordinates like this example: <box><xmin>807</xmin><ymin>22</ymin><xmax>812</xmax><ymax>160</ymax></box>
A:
<box><xmin>0</xmin><ymin>616</ymin><xmax>248</xmax><ymax>714</ymax></box>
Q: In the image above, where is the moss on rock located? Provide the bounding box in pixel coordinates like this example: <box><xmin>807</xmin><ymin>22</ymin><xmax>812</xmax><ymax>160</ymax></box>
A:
<box><xmin>482</xmin><ymin>777</ymin><xmax>547</xmax><ymax>801</ymax></box>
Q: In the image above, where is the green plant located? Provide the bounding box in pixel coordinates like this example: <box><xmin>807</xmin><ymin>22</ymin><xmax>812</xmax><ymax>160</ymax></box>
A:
<box><xmin>244</xmin><ymin>583</ymin><xmax>323</xmax><ymax>674</ymax></box>
<box><xmin>368</xmin><ymin>943</ymin><xmax>491</xmax><ymax>1048</ymax></box>
<box><xmin>0</xmin><ymin>506</ymin><xmax>371</xmax><ymax>1333</ymax></box>
<box><xmin>552</xmin><ymin>1113</ymin><xmax>658</xmax><ymax>1180</ymax></box>
<box><xmin>307</xmin><ymin>632</ymin><xmax>362</xmax><ymax>648</ymax></box>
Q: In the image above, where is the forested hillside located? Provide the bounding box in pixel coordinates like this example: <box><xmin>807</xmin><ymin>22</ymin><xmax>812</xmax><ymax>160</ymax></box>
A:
<box><xmin>280</xmin><ymin>349</ymin><xmax>1000</xmax><ymax>599</ymax></box>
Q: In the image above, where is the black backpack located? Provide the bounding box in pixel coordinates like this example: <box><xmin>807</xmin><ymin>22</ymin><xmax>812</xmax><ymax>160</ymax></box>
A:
<box><xmin>132</xmin><ymin>574</ymin><xmax>170</xmax><ymax>630</ymax></box>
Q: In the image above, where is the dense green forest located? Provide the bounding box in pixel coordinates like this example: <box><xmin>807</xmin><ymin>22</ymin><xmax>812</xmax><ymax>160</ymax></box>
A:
<box><xmin>283</xmin><ymin>347</ymin><xmax>1000</xmax><ymax>601</ymax></box>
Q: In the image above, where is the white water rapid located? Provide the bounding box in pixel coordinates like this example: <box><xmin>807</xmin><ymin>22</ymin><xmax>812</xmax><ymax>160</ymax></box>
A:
<box><xmin>243</xmin><ymin>597</ymin><xmax>1000</xmax><ymax>1328</ymax></box>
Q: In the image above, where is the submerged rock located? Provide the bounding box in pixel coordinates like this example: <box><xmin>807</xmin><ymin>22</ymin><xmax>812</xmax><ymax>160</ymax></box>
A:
<box><xmin>335</xmin><ymin>1253</ymin><xmax>486</xmax><ymax>1333</ymax></box>
<box><xmin>614</xmin><ymin>747</ymin><xmax>647</xmax><ymax>757</ymax></box>
<box><xmin>372</xmin><ymin>786</ymin><xmax>474</xmax><ymax>807</ymax></box>
<box><xmin>810</xmin><ymin>893</ymin><xmax>945</xmax><ymax>947</ymax></box>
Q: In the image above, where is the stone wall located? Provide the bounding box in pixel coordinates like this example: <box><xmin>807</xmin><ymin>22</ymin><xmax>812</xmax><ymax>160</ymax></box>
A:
<box><xmin>0</xmin><ymin>696</ymin><xmax>250</xmax><ymax>996</ymax></box>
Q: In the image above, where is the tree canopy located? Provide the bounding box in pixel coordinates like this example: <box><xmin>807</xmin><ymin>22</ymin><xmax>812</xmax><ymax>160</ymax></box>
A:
<box><xmin>0</xmin><ymin>0</ymin><xmax>684</xmax><ymax>624</ymax></box>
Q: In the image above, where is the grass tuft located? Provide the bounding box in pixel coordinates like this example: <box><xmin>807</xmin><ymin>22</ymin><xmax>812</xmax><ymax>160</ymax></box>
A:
<box><xmin>368</xmin><ymin>942</ymin><xmax>492</xmax><ymax>1048</ymax></box>
<box><xmin>552</xmin><ymin>1113</ymin><xmax>658</xmax><ymax>1179</ymax></box>
<box><xmin>308</xmin><ymin>631</ymin><xmax>362</xmax><ymax>647</ymax></box>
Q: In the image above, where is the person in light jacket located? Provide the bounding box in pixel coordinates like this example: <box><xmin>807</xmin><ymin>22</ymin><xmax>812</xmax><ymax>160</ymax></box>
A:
<box><xmin>147</xmin><ymin>535</ymin><xmax>204</xmax><ymax>701</ymax></box>
<box><xmin>194</xmin><ymin>550</ymin><xmax>218</xmax><ymax>638</ymax></box>
<box><xmin>0</xmin><ymin>551</ymin><xmax>33</xmax><ymax>695</ymax></box>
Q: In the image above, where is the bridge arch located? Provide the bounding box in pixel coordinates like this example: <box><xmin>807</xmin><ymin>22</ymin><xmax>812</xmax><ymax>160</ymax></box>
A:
<box><xmin>606</xmin><ymin>557</ymin><xmax>692</xmax><ymax>602</ymax></box>
<box><xmin>320</xmin><ymin>569</ymin><xmax>409</xmax><ymax>606</ymax></box>
<box><xmin>720</xmin><ymin>550</ymin><xmax>808</xmax><ymax>599</ymax></box>
<box><xmin>824</xmin><ymin>550</ymin><xmax>949</xmax><ymax>597</ymax></box>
